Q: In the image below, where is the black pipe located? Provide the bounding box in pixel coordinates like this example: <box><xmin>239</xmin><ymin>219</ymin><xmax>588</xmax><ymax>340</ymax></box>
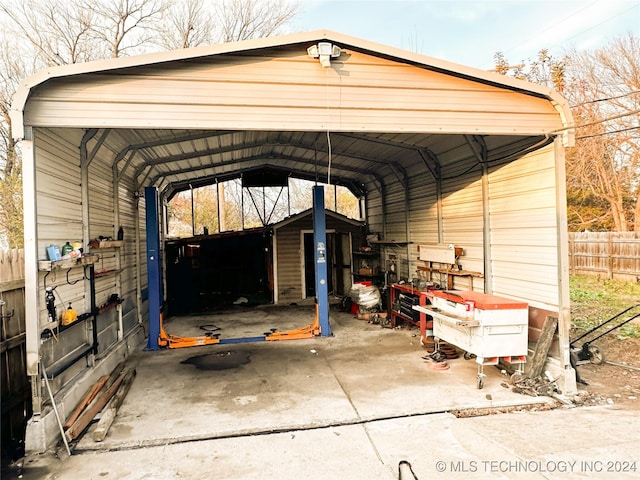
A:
<box><xmin>89</xmin><ymin>264</ymin><xmax>99</xmax><ymax>355</ymax></box>
<box><xmin>43</xmin><ymin>344</ymin><xmax>93</xmax><ymax>380</ymax></box>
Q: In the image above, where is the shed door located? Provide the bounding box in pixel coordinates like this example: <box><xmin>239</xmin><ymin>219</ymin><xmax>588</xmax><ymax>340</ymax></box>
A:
<box><xmin>335</xmin><ymin>233</ymin><xmax>352</xmax><ymax>295</ymax></box>
<box><xmin>303</xmin><ymin>232</ymin><xmax>334</xmax><ymax>297</ymax></box>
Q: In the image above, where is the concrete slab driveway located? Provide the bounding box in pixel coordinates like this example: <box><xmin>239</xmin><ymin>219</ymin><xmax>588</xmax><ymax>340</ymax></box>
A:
<box><xmin>75</xmin><ymin>305</ymin><xmax>548</xmax><ymax>452</ymax></box>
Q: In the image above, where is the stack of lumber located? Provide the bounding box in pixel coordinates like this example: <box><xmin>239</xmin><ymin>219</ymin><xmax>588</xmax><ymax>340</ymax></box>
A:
<box><xmin>64</xmin><ymin>362</ymin><xmax>136</xmax><ymax>444</ymax></box>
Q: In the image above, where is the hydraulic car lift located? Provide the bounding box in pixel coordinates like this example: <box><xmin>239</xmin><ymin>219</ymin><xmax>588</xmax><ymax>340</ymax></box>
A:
<box><xmin>157</xmin><ymin>303</ymin><xmax>322</xmax><ymax>349</ymax></box>
<box><xmin>145</xmin><ymin>185</ymin><xmax>331</xmax><ymax>351</ymax></box>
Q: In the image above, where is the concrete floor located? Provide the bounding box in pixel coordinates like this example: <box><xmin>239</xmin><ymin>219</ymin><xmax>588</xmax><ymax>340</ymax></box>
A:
<box><xmin>22</xmin><ymin>303</ymin><xmax>616</xmax><ymax>479</ymax></box>
<box><xmin>71</xmin><ymin>303</ymin><xmax>548</xmax><ymax>452</ymax></box>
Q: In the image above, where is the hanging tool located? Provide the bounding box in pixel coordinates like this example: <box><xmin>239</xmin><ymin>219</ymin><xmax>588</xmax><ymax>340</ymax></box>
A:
<box><xmin>45</xmin><ymin>287</ymin><xmax>57</xmax><ymax>324</ymax></box>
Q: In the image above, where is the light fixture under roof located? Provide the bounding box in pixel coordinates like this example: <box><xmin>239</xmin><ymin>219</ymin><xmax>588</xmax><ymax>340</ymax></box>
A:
<box><xmin>307</xmin><ymin>42</ymin><xmax>341</xmax><ymax>67</ymax></box>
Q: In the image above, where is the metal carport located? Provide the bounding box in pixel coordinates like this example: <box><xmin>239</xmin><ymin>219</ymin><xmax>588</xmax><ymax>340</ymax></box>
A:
<box><xmin>11</xmin><ymin>30</ymin><xmax>575</xmax><ymax>452</ymax></box>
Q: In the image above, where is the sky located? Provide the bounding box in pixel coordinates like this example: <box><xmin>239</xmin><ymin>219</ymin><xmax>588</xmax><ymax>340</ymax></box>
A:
<box><xmin>292</xmin><ymin>0</ymin><xmax>640</xmax><ymax>69</ymax></box>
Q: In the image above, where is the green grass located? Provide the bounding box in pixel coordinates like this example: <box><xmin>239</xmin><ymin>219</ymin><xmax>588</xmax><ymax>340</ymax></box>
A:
<box><xmin>570</xmin><ymin>275</ymin><xmax>640</xmax><ymax>339</ymax></box>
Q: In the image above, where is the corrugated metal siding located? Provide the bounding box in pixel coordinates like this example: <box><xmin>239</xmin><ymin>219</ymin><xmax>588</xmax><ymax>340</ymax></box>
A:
<box><xmin>24</xmin><ymin>51</ymin><xmax>562</xmax><ymax>135</ymax></box>
<box><xmin>373</xmin><ymin>176</ymin><xmax>411</xmax><ymax>278</ymax></box>
<box><xmin>488</xmin><ymin>144</ymin><xmax>559</xmax><ymax>308</ymax></box>
<box><xmin>440</xmin><ymin>158</ymin><xmax>485</xmax><ymax>270</ymax></box>
<box><xmin>407</xmin><ymin>167</ymin><xmax>439</xmax><ymax>279</ymax></box>
<box><xmin>118</xmin><ymin>179</ymin><xmax>143</xmax><ymax>333</ymax></box>
<box><xmin>34</xmin><ymin>129</ymin><xmax>86</xmax><ymax>327</ymax></box>
<box><xmin>88</xmin><ymin>160</ymin><xmax>115</xmax><ymax>240</ymax></box>
<box><xmin>382</xmin><ymin>182</ymin><xmax>408</xmax><ymax>241</ymax></box>
<box><xmin>89</xmin><ymin>132</ymin><xmax>147</xmax><ymax>330</ymax></box>
<box><xmin>364</xmin><ymin>184</ymin><xmax>383</xmax><ymax>234</ymax></box>
<box><xmin>33</xmin><ymin>127</ymin><xmax>144</xmax><ymax>352</ymax></box>
<box><xmin>34</xmin><ymin>129</ymin><xmax>83</xmax><ymax>256</ymax></box>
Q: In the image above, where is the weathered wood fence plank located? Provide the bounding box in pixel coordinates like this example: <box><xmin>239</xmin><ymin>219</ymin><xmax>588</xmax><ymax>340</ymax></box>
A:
<box><xmin>0</xmin><ymin>249</ymin><xmax>29</xmax><ymax>460</ymax></box>
<box><xmin>568</xmin><ymin>232</ymin><xmax>640</xmax><ymax>281</ymax></box>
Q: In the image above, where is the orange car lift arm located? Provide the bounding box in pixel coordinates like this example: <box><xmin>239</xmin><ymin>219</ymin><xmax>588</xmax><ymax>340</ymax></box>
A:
<box><xmin>157</xmin><ymin>305</ymin><xmax>321</xmax><ymax>349</ymax></box>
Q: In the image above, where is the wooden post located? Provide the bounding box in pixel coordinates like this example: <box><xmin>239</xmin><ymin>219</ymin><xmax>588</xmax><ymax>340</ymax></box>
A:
<box><xmin>608</xmin><ymin>233</ymin><xmax>614</xmax><ymax>279</ymax></box>
<box><xmin>568</xmin><ymin>234</ymin><xmax>574</xmax><ymax>275</ymax></box>
<box><xmin>525</xmin><ymin>315</ymin><xmax>558</xmax><ymax>379</ymax></box>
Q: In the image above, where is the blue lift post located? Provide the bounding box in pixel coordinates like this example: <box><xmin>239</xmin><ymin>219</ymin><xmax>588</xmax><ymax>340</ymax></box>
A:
<box><xmin>145</xmin><ymin>186</ymin><xmax>162</xmax><ymax>350</ymax></box>
<box><xmin>312</xmin><ymin>186</ymin><xmax>332</xmax><ymax>336</ymax></box>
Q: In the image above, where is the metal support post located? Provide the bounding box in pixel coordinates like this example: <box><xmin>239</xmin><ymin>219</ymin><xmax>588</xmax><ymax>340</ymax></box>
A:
<box><xmin>145</xmin><ymin>186</ymin><xmax>162</xmax><ymax>350</ymax></box>
<box><xmin>312</xmin><ymin>186</ymin><xmax>331</xmax><ymax>336</ymax></box>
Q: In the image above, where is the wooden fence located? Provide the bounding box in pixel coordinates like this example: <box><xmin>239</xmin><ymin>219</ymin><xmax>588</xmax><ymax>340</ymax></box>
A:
<box><xmin>569</xmin><ymin>232</ymin><xmax>640</xmax><ymax>281</ymax></box>
<box><xmin>0</xmin><ymin>249</ymin><xmax>29</xmax><ymax>463</ymax></box>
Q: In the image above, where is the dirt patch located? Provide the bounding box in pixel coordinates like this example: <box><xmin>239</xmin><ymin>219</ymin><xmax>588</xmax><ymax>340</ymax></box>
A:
<box><xmin>451</xmin><ymin>401</ymin><xmax>557</xmax><ymax>418</ymax></box>
<box><xmin>571</xmin><ymin>334</ymin><xmax>640</xmax><ymax>410</ymax></box>
<box><xmin>568</xmin><ymin>276</ymin><xmax>640</xmax><ymax>409</ymax></box>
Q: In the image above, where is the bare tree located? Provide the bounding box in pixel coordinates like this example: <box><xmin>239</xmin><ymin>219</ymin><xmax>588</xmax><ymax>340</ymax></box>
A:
<box><xmin>159</xmin><ymin>0</ymin><xmax>301</xmax><ymax>49</ymax></box>
<box><xmin>494</xmin><ymin>35</ymin><xmax>639</xmax><ymax>232</ymax></box>
<box><xmin>0</xmin><ymin>0</ymin><xmax>171</xmax><ymax>247</ymax></box>
<box><xmin>564</xmin><ymin>33</ymin><xmax>640</xmax><ymax>232</ymax></box>
<box><xmin>84</xmin><ymin>0</ymin><xmax>169</xmax><ymax>58</ymax></box>
<box><xmin>160</xmin><ymin>0</ymin><xmax>215</xmax><ymax>49</ymax></box>
<box><xmin>215</xmin><ymin>0</ymin><xmax>300</xmax><ymax>42</ymax></box>
<box><xmin>0</xmin><ymin>0</ymin><xmax>98</xmax><ymax>66</ymax></box>
<box><xmin>0</xmin><ymin>0</ymin><xmax>303</xmax><ymax>247</ymax></box>
<box><xmin>0</xmin><ymin>28</ymin><xmax>27</xmax><ymax>248</ymax></box>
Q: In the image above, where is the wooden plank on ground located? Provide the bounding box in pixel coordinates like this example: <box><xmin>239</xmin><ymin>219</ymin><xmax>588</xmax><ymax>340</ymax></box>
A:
<box><xmin>63</xmin><ymin>362</ymin><xmax>125</xmax><ymax>431</ymax></box>
<box><xmin>64</xmin><ymin>362</ymin><xmax>126</xmax><ymax>442</ymax></box>
<box><xmin>65</xmin><ymin>372</ymin><xmax>126</xmax><ymax>442</ymax></box>
<box><xmin>525</xmin><ymin>315</ymin><xmax>558</xmax><ymax>379</ymax></box>
<box><xmin>92</xmin><ymin>368</ymin><xmax>136</xmax><ymax>442</ymax></box>
<box><xmin>64</xmin><ymin>375</ymin><xmax>109</xmax><ymax>429</ymax></box>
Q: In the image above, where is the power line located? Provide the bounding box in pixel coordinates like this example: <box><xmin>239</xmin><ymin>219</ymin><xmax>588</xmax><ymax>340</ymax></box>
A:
<box><xmin>484</xmin><ymin>0</ymin><xmax>598</xmax><ymax>67</ymax></box>
<box><xmin>571</xmin><ymin>91</ymin><xmax>640</xmax><ymax>108</ymax></box>
<box><xmin>562</xmin><ymin>3</ymin><xmax>640</xmax><ymax>45</ymax></box>
<box><xmin>576</xmin><ymin>126</ymin><xmax>639</xmax><ymax>140</ymax></box>
<box><xmin>549</xmin><ymin>108</ymin><xmax>640</xmax><ymax>134</ymax></box>
<box><xmin>484</xmin><ymin>2</ymin><xmax>639</xmax><ymax>69</ymax></box>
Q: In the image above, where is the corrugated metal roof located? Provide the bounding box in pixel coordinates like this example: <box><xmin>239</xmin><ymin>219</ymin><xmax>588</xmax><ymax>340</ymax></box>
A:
<box><xmin>13</xmin><ymin>30</ymin><xmax>574</xmax><ymax>199</ymax></box>
<box><xmin>11</xmin><ymin>30</ymin><xmax>573</xmax><ymax>138</ymax></box>
<box><xmin>12</xmin><ymin>29</ymin><xmax>573</xmax><ymax>132</ymax></box>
